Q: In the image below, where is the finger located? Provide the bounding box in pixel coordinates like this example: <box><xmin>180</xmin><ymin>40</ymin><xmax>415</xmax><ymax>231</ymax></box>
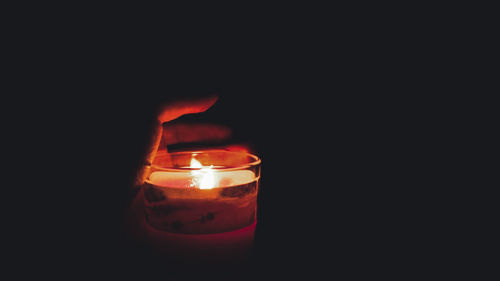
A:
<box><xmin>134</xmin><ymin>95</ymin><xmax>218</xmax><ymax>187</ymax></box>
<box><xmin>162</xmin><ymin>123</ymin><xmax>231</xmax><ymax>145</ymax></box>
<box><xmin>157</xmin><ymin>95</ymin><xmax>218</xmax><ymax>123</ymax></box>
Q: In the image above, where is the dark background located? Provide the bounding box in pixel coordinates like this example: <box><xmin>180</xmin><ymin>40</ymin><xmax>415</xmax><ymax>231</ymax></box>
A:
<box><xmin>37</xmin><ymin>67</ymin><xmax>425</xmax><ymax>279</ymax></box>
<box><xmin>9</xmin><ymin>30</ymin><xmax>454</xmax><ymax>279</ymax></box>
<box><xmin>5</xmin><ymin>3</ymin><xmax>493</xmax><ymax>278</ymax></box>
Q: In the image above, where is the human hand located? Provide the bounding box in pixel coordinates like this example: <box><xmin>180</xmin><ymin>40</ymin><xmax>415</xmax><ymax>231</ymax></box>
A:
<box><xmin>126</xmin><ymin>94</ymin><xmax>237</xmax><ymax>243</ymax></box>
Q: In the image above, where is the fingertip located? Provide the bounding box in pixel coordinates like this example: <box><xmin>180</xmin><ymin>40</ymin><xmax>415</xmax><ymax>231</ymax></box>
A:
<box><xmin>157</xmin><ymin>93</ymin><xmax>219</xmax><ymax>123</ymax></box>
<box><xmin>198</xmin><ymin>93</ymin><xmax>219</xmax><ymax>113</ymax></box>
<box><xmin>225</xmin><ymin>144</ymin><xmax>252</xmax><ymax>153</ymax></box>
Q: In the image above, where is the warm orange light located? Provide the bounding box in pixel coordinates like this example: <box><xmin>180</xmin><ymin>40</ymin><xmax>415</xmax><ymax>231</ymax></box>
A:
<box><xmin>190</xmin><ymin>157</ymin><xmax>216</xmax><ymax>189</ymax></box>
<box><xmin>225</xmin><ymin>144</ymin><xmax>249</xmax><ymax>153</ymax></box>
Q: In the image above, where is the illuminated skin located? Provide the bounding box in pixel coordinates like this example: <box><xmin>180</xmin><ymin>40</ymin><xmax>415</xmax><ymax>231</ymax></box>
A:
<box><xmin>135</xmin><ymin>95</ymin><xmax>220</xmax><ymax>186</ymax></box>
<box><xmin>126</xmin><ymin>95</ymin><xmax>248</xmax><ymax>241</ymax></box>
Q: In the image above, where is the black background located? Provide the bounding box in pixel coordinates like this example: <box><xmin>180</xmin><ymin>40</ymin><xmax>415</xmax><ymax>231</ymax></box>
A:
<box><xmin>9</xmin><ymin>27</ymin><xmax>453</xmax><ymax>279</ymax></box>
<box><xmin>36</xmin><ymin>65</ymin><xmax>423</xmax><ymax>279</ymax></box>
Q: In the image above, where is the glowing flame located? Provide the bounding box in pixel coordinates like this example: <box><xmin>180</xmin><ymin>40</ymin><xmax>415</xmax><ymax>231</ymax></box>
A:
<box><xmin>190</xmin><ymin>158</ymin><xmax>203</xmax><ymax>169</ymax></box>
<box><xmin>190</xmin><ymin>157</ymin><xmax>216</xmax><ymax>189</ymax></box>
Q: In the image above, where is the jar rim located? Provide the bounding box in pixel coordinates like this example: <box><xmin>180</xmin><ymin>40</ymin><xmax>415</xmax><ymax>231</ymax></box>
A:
<box><xmin>149</xmin><ymin>150</ymin><xmax>261</xmax><ymax>172</ymax></box>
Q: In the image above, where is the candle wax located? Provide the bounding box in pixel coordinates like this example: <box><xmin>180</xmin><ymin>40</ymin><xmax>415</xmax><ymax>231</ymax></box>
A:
<box><xmin>149</xmin><ymin>170</ymin><xmax>255</xmax><ymax>189</ymax></box>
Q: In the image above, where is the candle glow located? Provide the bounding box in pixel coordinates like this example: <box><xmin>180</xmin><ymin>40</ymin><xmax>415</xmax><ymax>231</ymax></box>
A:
<box><xmin>189</xmin><ymin>157</ymin><xmax>216</xmax><ymax>189</ymax></box>
<box><xmin>144</xmin><ymin>150</ymin><xmax>261</xmax><ymax>264</ymax></box>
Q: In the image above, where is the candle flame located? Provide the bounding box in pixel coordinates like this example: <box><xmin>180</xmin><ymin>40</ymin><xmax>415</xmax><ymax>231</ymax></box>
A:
<box><xmin>190</xmin><ymin>157</ymin><xmax>216</xmax><ymax>189</ymax></box>
<box><xmin>190</xmin><ymin>158</ymin><xmax>203</xmax><ymax>169</ymax></box>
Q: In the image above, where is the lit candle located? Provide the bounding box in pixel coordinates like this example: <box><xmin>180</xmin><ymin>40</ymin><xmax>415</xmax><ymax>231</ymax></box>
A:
<box><xmin>149</xmin><ymin>158</ymin><xmax>255</xmax><ymax>190</ymax></box>
<box><xmin>142</xmin><ymin>150</ymin><xmax>261</xmax><ymax>264</ymax></box>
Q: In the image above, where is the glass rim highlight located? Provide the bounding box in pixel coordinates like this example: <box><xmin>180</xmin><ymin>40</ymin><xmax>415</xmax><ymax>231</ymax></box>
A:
<box><xmin>149</xmin><ymin>150</ymin><xmax>261</xmax><ymax>172</ymax></box>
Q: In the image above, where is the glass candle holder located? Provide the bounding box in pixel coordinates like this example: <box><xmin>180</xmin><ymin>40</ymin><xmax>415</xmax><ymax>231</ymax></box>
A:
<box><xmin>143</xmin><ymin>150</ymin><xmax>261</xmax><ymax>263</ymax></box>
